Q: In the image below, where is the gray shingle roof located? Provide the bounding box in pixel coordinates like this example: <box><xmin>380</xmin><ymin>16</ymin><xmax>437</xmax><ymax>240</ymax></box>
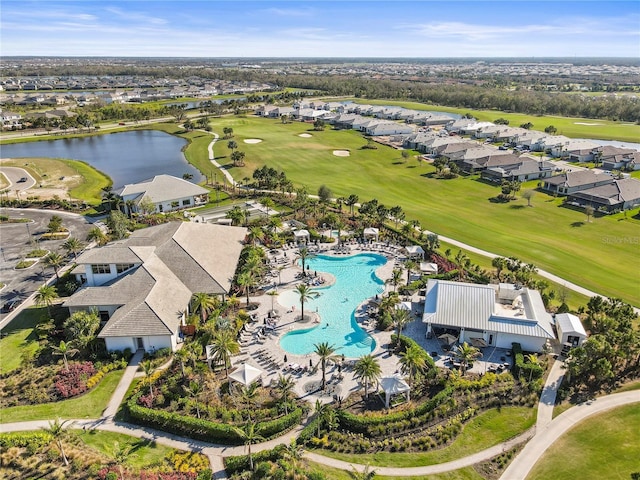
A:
<box><xmin>115</xmin><ymin>174</ymin><xmax>208</xmax><ymax>205</ymax></box>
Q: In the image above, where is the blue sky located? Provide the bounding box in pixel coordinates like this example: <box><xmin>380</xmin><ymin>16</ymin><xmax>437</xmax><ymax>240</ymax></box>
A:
<box><xmin>2</xmin><ymin>1</ymin><xmax>639</xmax><ymax>57</ymax></box>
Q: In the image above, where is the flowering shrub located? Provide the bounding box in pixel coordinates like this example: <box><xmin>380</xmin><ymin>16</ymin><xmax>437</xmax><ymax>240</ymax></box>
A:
<box><xmin>86</xmin><ymin>361</ymin><xmax>126</xmax><ymax>390</ymax></box>
<box><xmin>98</xmin><ymin>468</ymin><xmax>198</xmax><ymax>480</ymax></box>
<box><xmin>54</xmin><ymin>362</ymin><xmax>96</xmax><ymax>398</ymax></box>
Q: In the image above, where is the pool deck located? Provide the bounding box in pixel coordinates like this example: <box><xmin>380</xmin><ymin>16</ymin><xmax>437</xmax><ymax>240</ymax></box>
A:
<box><xmin>233</xmin><ymin>241</ymin><xmax>412</xmax><ymax>405</ymax></box>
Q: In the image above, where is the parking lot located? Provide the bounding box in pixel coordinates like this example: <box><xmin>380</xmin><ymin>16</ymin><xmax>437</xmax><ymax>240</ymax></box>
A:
<box><xmin>0</xmin><ymin>208</ymin><xmax>94</xmax><ymax>312</ymax></box>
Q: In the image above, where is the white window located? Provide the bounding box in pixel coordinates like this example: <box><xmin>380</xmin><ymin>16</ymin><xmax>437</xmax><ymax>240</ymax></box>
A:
<box><xmin>91</xmin><ymin>264</ymin><xmax>110</xmax><ymax>274</ymax></box>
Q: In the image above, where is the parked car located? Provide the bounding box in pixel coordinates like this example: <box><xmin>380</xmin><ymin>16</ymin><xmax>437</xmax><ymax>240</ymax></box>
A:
<box><xmin>17</xmin><ymin>177</ymin><xmax>27</xmax><ymax>183</ymax></box>
<box><xmin>1</xmin><ymin>298</ymin><xmax>20</xmax><ymax>313</ymax></box>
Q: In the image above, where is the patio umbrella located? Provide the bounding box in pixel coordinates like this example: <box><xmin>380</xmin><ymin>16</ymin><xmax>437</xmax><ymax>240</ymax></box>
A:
<box><xmin>438</xmin><ymin>333</ymin><xmax>458</xmax><ymax>345</ymax></box>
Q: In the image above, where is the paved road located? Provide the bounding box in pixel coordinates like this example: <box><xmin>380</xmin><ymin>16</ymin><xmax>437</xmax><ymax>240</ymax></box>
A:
<box><xmin>499</xmin><ymin>391</ymin><xmax>640</xmax><ymax>480</ymax></box>
<box><xmin>0</xmin><ymin>166</ymin><xmax>36</xmax><ymax>191</ymax></box>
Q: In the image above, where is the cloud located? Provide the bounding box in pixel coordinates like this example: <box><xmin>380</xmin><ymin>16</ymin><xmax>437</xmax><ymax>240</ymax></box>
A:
<box><xmin>103</xmin><ymin>6</ymin><xmax>168</xmax><ymax>25</ymax></box>
<box><xmin>404</xmin><ymin>21</ymin><xmax>553</xmax><ymax>40</ymax></box>
<box><xmin>263</xmin><ymin>7</ymin><xmax>316</xmax><ymax>17</ymax></box>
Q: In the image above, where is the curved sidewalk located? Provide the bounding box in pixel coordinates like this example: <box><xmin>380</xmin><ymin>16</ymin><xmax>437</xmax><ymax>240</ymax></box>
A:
<box><xmin>500</xmin><ymin>391</ymin><xmax>640</xmax><ymax>480</ymax></box>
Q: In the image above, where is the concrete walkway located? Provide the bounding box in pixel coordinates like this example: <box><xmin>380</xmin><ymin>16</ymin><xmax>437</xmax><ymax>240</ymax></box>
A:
<box><xmin>207</xmin><ymin>131</ymin><xmax>237</xmax><ymax>187</ymax></box>
<box><xmin>536</xmin><ymin>359</ymin><xmax>565</xmax><ymax>430</ymax></box>
<box><xmin>102</xmin><ymin>349</ymin><xmax>144</xmax><ymax>419</ymax></box>
<box><xmin>500</xmin><ymin>391</ymin><xmax>640</xmax><ymax>480</ymax></box>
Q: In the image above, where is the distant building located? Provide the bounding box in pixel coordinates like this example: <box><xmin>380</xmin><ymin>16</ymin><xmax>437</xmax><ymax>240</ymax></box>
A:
<box><xmin>115</xmin><ymin>175</ymin><xmax>209</xmax><ymax>215</ymax></box>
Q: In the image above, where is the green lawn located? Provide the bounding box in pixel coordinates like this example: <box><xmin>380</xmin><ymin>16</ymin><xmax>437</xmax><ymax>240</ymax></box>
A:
<box><xmin>347</xmin><ymin>98</ymin><xmax>640</xmax><ymax>143</ymax></box>
<box><xmin>0</xmin><ymin>307</ymin><xmax>45</xmax><ymax>374</ymax></box>
<box><xmin>66</xmin><ymin>159</ymin><xmax>112</xmax><ymax>204</ymax></box>
<box><xmin>313</xmin><ymin>407</ymin><xmax>536</xmax><ymax>468</ymax></box>
<box><xmin>527</xmin><ymin>403</ymin><xmax>640</xmax><ymax>480</ymax></box>
<box><xmin>76</xmin><ymin>429</ymin><xmax>175</xmax><ymax>468</ymax></box>
<box><xmin>0</xmin><ymin>370</ymin><xmax>123</xmax><ymax>422</ymax></box>
<box><xmin>198</xmin><ymin>116</ymin><xmax>640</xmax><ymax>307</ymax></box>
<box><xmin>306</xmin><ymin>461</ymin><xmax>483</xmax><ymax>480</ymax></box>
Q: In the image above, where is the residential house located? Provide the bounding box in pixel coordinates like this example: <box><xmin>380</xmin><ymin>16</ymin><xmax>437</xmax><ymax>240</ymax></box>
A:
<box><xmin>593</xmin><ymin>146</ymin><xmax>638</xmax><ymax>170</ymax></box>
<box><xmin>566</xmin><ymin>178</ymin><xmax>640</xmax><ymax>212</ymax></box>
<box><xmin>115</xmin><ymin>175</ymin><xmax>209</xmax><ymax>215</ymax></box>
<box><xmin>422</xmin><ymin>280</ymin><xmax>555</xmax><ymax>352</ymax></box>
<box><xmin>65</xmin><ymin>222</ymin><xmax>247</xmax><ymax>353</ymax></box>
<box><xmin>458</xmin><ymin>153</ymin><xmax>522</xmax><ymax>174</ymax></box>
<box><xmin>365</xmin><ymin>121</ymin><xmax>414</xmax><ymax>136</ymax></box>
<box><xmin>555</xmin><ymin>313</ymin><xmax>587</xmax><ymax>348</ymax></box>
<box><xmin>541</xmin><ymin>171</ymin><xmax>615</xmax><ymax>195</ymax></box>
<box><xmin>481</xmin><ymin>158</ymin><xmax>555</xmax><ymax>182</ymax></box>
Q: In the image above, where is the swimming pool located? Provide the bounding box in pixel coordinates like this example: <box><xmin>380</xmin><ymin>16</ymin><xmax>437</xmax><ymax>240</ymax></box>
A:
<box><xmin>278</xmin><ymin>253</ymin><xmax>386</xmax><ymax>358</ymax></box>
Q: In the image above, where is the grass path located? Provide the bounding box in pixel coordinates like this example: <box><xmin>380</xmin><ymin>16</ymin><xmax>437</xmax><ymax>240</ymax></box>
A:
<box><xmin>198</xmin><ymin>116</ymin><xmax>640</xmax><ymax>306</ymax></box>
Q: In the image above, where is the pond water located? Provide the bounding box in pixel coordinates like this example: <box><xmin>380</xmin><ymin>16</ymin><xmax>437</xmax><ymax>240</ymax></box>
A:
<box><xmin>0</xmin><ymin>130</ymin><xmax>203</xmax><ymax>188</ymax></box>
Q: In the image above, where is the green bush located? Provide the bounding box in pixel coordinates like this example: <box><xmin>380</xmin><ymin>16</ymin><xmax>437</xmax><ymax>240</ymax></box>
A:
<box><xmin>0</xmin><ymin>431</ymin><xmax>52</xmax><ymax>450</ymax></box>
<box><xmin>224</xmin><ymin>444</ymin><xmax>286</xmax><ymax>475</ymax></box>
<box><xmin>511</xmin><ymin>343</ymin><xmax>543</xmax><ymax>381</ymax></box>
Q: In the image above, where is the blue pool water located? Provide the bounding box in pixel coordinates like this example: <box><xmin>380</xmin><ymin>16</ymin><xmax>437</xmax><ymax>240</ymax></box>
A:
<box><xmin>279</xmin><ymin>253</ymin><xmax>386</xmax><ymax>358</ymax></box>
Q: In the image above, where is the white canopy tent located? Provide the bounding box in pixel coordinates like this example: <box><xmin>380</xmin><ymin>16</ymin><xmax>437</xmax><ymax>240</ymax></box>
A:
<box><xmin>404</xmin><ymin>245</ymin><xmax>425</xmax><ymax>259</ymax></box>
<box><xmin>420</xmin><ymin>262</ymin><xmax>438</xmax><ymax>275</ymax></box>
<box><xmin>363</xmin><ymin>227</ymin><xmax>379</xmax><ymax>242</ymax></box>
<box><xmin>228</xmin><ymin>363</ymin><xmax>263</xmax><ymax>387</ymax></box>
<box><xmin>293</xmin><ymin>229</ymin><xmax>310</xmax><ymax>243</ymax></box>
<box><xmin>379</xmin><ymin>374</ymin><xmax>411</xmax><ymax>408</ymax></box>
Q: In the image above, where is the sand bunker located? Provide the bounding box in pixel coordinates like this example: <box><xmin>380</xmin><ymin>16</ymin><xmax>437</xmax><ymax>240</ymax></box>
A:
<box><xmin>298</xmin><ymin>133</ymin><xmax>313</xmax><ymax>138</ymax></box>
<box><xmin>333</xmin><ymin>150</ymin><xmax>350</xmax><ymax>157</ymax></box>
<box><xmin>574</xmin><ymin>122</ymin><xmax>603</xmax><ymax>126</ymax></box>
<box><xmin>244</xmin><ymin>138</ymin><xmax>263</xmax><ymax>144</ymax></box>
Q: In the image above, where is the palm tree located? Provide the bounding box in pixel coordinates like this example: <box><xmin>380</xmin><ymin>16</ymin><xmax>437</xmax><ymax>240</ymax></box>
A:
<box><xmin>295</xmin><ymin>283</ymin><xmax>320</xmax><ymax>321</ymax></box>
<box><xmin>183</xmin><ymin>380</ymin><xmax>204</xmax><ymax>418</ymax></box>
<box><xmin>399</xmin><ymin>344</ymin><xmax>428</xmax><ymax>384</ymax></box>
<box><xmin>34</xmin><ymin>284</ymin><xmax>58</xmax><ymax>317</ymax></box>
<box><xmin>492</xmin><ymin>257</ymin><xmax>508</xmax><ymax>282</ymax></box>
<box><xmin>248</xmin><ymin>226</ymin><xmax>264</xmax><ymax>246</ymax></box>
<box><xmin>62</xmin><ymin>237</ymin><xmax>84</xmax><ymax>260</ymax></box>
<box><xmin>404</xmin><ymin>259</ymin><xmax>418</xmax><ymax>285</ymax></box>
<box><xmin>353</xmin><ymin>355</ymin><xmax>381</xmax><ymax>398</ymax></box>
<box><xmin>45</xmin><ymin>252</ymin><xmax>64</xmax><ymax>281</ymax></box>
<box><xmin>275</xmin><ymin>374</ymin><xmax>295</xmax><ymax>415</ymax></box>
<box><xmin>454</xmin><ymin>250</ymin><xmax>469</xmax><ymax>281</ymax></box>
<box><xmin>227</xmin><ymin>139</ymin><xmax>238</xmax><ymax>153</ymax></box>
<box><xmin>453</xmin><ymin>342</ymin><xmax>483</xmax><ymax>375</ymax></box>
<box><xmin>236</xmin><ymin>271</ymin><xmax>258</xmax><ymax>306</ymax></box>
<box><xmin>238</xmin><ymin>382</ymin><xmax>260</xmax><ymax>415</ymax></box>
<box><xmin>314</xmin><ymin>342</ymin><xmax>338</xmax><ymax>390</ymax></box>
<box><xmin>584</xmin><ymin>205</ymin><xmax>595</xmax><ymax>222</ymax></box>
<box><xmin>111</xmin><ymin>441</ymin><xmax>135</xmax><ymax>480</ymax></box>
<box><xmin>191</xmin><ymin>292</ymin><xmax>217</xmax><ymax>324</ymax></box>
<box><xmin>314</xmin><ymin>399</ymin><xmax>327</xmax><ymax>437</ymax></box>
<box><xmin>175</xmin><ymin>347</ymin><xmax>190</xmax><ymax>379</ymax></box>
<box><xmin>349</xmin><ymin>463</ymin><xmax>377</xmax><ymax>480</ymax></box>
<box><xmin>52</xmin><ymin>340</ymin><xmax>78</xmax><ymax>371</ymax></box>
<box><xmin>86</xmin><ymin>226</ymin><xmax>107</xmax><ymax>246</ymax></box>
<box><xmin>296</xmin><ymin>246</ymin><xmax>315</xmax><ymax>274</ymax></box>
<box><xmin>392</xmin><ymin>308</ymin><xmax>412</xmax><ymax>339</ymax></box>
<box><xmin>141</xmin><ymin>359</ymin><xmax>155</xmax><ymax>402</ymax></box>
<box><xmin>210</xmin><ymin>330</ymin><xmax>239</xmax><ymax>377</ymax></box>
<box><xmin>42</xmin><ymin>418</ymin><xmax>70</xmax><ymax>466</ymax></box>
<box><xmin>526</xmin><ymin>354</ymin><xmax>540</xmax><ymax>382</ymax></box>
<box><xmin>226</xmin><ymin>205</ymin><xmax>246</xmax><ymax>226</ymax></box>
<box><xmin>386</xmin><ymin>268</ymin><xmax>403</xmax><ymax>292</ymax></box>
<box><xmin>231</xmin><ymin>422</ymin><xmax>264</xmax><ymax>471</ymax></box>
<box><xmin>283</xmin><ymin>439</ymin><xmax>304</xmax><ymax>470</ymax></box>
<box><xmin>231</xmin><ymin>150</ymin><xmax>245</xmax><ymax>167</ymax></box>
<box><xmin>345</xmin><ymin>194</ymin><xmax>359</xmax><ymax>218</ymax></box>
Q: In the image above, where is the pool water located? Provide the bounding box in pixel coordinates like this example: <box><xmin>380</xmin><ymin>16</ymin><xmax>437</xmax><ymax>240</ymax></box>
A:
<box><xmin>279</xmin><ymin>253</ymin><xmax>386</xmax><ymax>358</ymax></box>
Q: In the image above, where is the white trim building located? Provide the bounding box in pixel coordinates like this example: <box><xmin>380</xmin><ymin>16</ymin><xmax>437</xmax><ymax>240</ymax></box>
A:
<box><xmin>116</xmin><ymin>175</ymin><xmax>209</xmax><ymax>215</ymax></box>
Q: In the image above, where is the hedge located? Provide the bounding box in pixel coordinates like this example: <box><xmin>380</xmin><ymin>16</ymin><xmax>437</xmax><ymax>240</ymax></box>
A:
<box><xmin>337</xmin><ymin>386</ymin><xmax>454</xmax><ymax>434</ymax></box>
<box><xmin>127</xmin><ymin>394</ymin><xmax>304</xmax><ymax>444</ymax></box>
<box><xmin>224</xmin><ymin>444</ymin><xmax>287</xmax><ymax>475</ymax></box>
<box><xmin>511</xmin><ymin>343</ymin><xmax>543</xmax><ymax>381</ymax></box>
<box><xmin>0</xmin><ymin>432</ymin><xmax>52</xmax><ymax>450</ymax></box>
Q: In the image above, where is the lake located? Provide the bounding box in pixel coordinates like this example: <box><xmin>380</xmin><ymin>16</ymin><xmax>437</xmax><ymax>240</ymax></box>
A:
<box><xmin>0</xmin><ymin>130</ymin><xmax>204</xmax><ymax>188</ymax></box>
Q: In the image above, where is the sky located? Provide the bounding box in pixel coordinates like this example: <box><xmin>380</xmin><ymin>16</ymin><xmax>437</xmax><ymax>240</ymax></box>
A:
<box><xmin>1</xmin><ymin>1</ymin><xmax>639</xmax><ymax>58</ymax></box>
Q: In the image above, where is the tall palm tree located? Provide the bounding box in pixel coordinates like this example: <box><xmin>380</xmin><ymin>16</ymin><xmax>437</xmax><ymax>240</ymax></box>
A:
<box><xmin>492</xmin><ymin>257</ymin><xmax>508</xmax><ymax>282</ymax></box>
<box><xmin>238</xmin><ymin>383</ymin><xmax>260</xmax><ymax>416</ymax></box>
<box><xmin>42</xmin><ymin>418</ymin><xmax>70</xmax><ymax>467</ymax></box>
<box><xmin>45</xmin><ymin>252</ymin><xmax>64</xmax><ymax>281</ymax></box>
<box><xmin>231</xmin><ymin>422</ymin><xmax>264</xmax><ymax>471</ymax></box>
<box><xmin>345</xmin><ymin>194</ymin><xmax>359</xmax><ymax>218</ymax></box>
<box><xmin>86</xmin><ymin>226</ymin><xmax>107</xmax><ymax>246</ymax></box>
<box><xmin>314</xmin><ymin>399</ymin><xmax>327</xmax><ymax>437</ymax></box>
<box><xmin>191</xmin><ymin>292</ymin><xmax>217</xmax><ymax>324</ymax></box>
<box><xmin>404</xmin><ymin>259</ymin><xmax>418</xmax><ymax>285</ymax></box>
<box><xmin>210</xmin><ymin>330</ymin><xmax>239</xmax><ymax>378</ymax></box>
<box><xmin>392</xmin><ymin>308</ymin><xmax>412</xmax><ymax>339</ymax></box>
<box><xmin>52</xmin><ymin>340</ymin><xmax>78</xmax><ymax>371</ymax></box>
<box><xmin>399</xmin><ymin>344</ymin><xmax>428</xmax><ymax>384</ymax></box>
<box><xmin>226</xmin><ymin>205</ymin><xmax>246</xmax><ymax>226</ymax></box>
<box><xmin>283</xmin><ymin>439</ymin><xmax>304</xmax><ymax>471</ymax></box>
<box><xmin>111</xmin><ymin>441</ymin><xmax>135</xmax><ymax>480</ymax></box>
<box><xmin>296</xmin><ymin>247</ymin><xmax>315</xmax><ymax>275</ymax></box>
<box><xmin>353</xmin><ymin>355</ymin><xmax>381</xmax><ymax>398</ymax></box>
<box><xmin>231</xmin><ymin>150</ymin><xmax>245</xmax><ymax>167</ymax></box>
<box><xmin>62</xmin><ymin>237</ymin><xmax>84</xmax><ymax>260</ymax></box>
<box><xmin>275</xmin><ymin>374</ymin><xmax>295</xmax><ymax>415</ymax></box>
<box><xmin>386</xmin><ymin>268</ymin><xmax>403</xmax><ymax>292</ymax></box>
<box><xmin>183</xmin><ymin>380</ymin><xmax>204</xmax><ymax>418</ymax></box>
<box><xmin>227</xmin><ymin>139</ymin><xmax>238</xmax><ymax>153</ymax></box>
<box><xmin>295</xmin><ymin>283</ymin><xmax>320</xmax><ymax>321</ymax></box>
<box><xmin>236</xmin><ymin>271</ymin><xmax>257</xmax><ymax>307</ymax></box>
<box><xmin>453</xmin><ymin>342</ymin><xmax>483</xmax><ymax>375</ymax></box>
<box><xmin>175</xmin><ymin>347</ymin><xmax>190</xmax><ymax>379</ymax></box>
<box><xmin>34</xmin><ymin>284</ymin><xmax>58</xmax><ymax>317</ymax></box>
<box><xmin>314</xmin><ymin>342</ymin><xmax>338</xmax><ymax>390</ymax></box>
<box><xmin>248</xmin><ymin>226</ymin><xmax>265</xmax><ymax>246</ymax></box>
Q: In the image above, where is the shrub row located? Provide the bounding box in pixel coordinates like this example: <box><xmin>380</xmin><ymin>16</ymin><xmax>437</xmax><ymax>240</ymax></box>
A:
<box><xmin>127</xmin><ymin>394</ymin><xmax>304</xmax><ymax>444</ymax></box>
<box><xmin>0</xmin><ymin>431</ymin><xmax>52</xmax><ymax>450</ymax></box>
<box><xmin>511</xmin><ymin>343</ymin><xmax>543</xmax><ymax>381</ymax></box>
<box><xmin>86</xmin><ymin>361</ymin><xmax>125</xmax><ymax>389</ymax></box>
<box><xmin>224</xmin><ymin>444</ymin><xmax>287</xmax><ymax>475</ymax></box>
<box><xmin>337</xmin><ymin>385</ymin><xmax>454</xmax><ymax>433</ymax></box>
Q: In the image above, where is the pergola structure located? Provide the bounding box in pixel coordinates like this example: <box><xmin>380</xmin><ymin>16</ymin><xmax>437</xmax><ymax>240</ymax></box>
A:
<box><xmin>379</xmin><ymin>374</ymin><xmax>411</xmax><ymax>408</ymax></box>
<box><xmin>293</xmin><ymin>229</ymin><xmax>310</xmax><ymax>244</ymax></box>
<box><xmin>228</xmin><ymin>363</ymin><xmax>263</xmax><ymax>387</ymax></box>
<box><xmin>363</xmin><ymin>227</ymin><xmax>379</xmax><ymax>242</ymax></box>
